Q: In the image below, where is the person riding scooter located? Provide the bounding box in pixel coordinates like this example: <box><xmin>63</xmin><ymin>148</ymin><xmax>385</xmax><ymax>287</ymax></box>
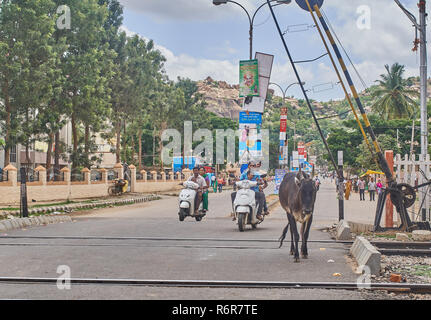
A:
<box><xmin>188</xmin><ymin>167</ymin><xmax>208</xmax><ymax>215</ymax></box>
<box><xmin>231</xmin><ymin>169</ymin><xmax>266</xmax><ymax>221</ymax></box>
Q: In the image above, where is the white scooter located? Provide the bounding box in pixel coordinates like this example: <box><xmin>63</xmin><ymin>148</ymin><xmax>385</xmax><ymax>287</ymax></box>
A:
<box><xmin>178</xmin><ymin>181</ymin><xmax>205</xmax><ymax>222</ymax></box>
<box><xmin>233</xmin><ymin>180</ymin><xmax>263</xmax><ymax>232</ymax></box>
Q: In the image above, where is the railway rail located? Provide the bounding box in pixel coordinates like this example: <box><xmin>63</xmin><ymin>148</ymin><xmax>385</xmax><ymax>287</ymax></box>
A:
<box><xmin>0</xmin><ymin>277</ymin><xmax>430</xmax><ymax>293</ymax></box>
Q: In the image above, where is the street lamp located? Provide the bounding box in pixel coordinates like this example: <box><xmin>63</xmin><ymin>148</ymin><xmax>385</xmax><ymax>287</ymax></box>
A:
<box><xmin>212</xmin><ymin>0</ymin><xmax>292</xmax><ymax>59</ymax></box>
<box><xmin>269</xmin><ymin>81</ymin><xmax>305</xmax><ymax>102</ymax></box>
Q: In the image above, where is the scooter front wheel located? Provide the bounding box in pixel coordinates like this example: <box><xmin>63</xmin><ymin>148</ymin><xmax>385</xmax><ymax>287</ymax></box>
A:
<box><xmin>238</xmin><ymin>213</ymin><xmax>246</xmax><ymax>232</ymax></box>
<box><xmin>179</xmin><ymin>209</ymin><xmax>187</xmax><ymax>221</ymax></box>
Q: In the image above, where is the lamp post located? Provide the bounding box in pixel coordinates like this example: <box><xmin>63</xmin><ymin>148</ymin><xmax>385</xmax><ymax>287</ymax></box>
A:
<box><xmin>270</xmin><ymin>82</ymin><xmax>305</xmax><ymax>169</ymax></box>
<box><xmin>269</xmin><ymin>81</ymin><xmax>305</xmax><ymax>102</ymax></box>
<box><xmin>213</xmin><ymin>0</ymin><xmax>292</xmax><ymax>59</ymax></box>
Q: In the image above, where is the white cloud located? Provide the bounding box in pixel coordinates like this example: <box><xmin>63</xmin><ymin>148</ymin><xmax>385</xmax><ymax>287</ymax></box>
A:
<box><xmin>120</xmin><ymin>25</ymin><xmax>238</xmax><ymax>83</ymax></box>
<box><xmin>118</xmin><ymin>0</ymin><xmax>256</xmax><ymax>22</ymax></box>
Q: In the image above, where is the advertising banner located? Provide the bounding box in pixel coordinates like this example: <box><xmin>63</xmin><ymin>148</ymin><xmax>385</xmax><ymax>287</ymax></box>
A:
<box><xmin>274</xmin><ymin>169</ymin><xmax>288</xmax><ymax>195</ymax></box>
<box><xmin>239</xmin><ymin>123</ymin><xmax>262</xmax><ymax>161</ymax></box>
<box><xmin>242</xmin><ymin>53</ymin><xmax>274</xmax><ymax>114</ymax></box>
<box><xmin>239</xmin><ymin>59</ymin><xmax>259</xmax><ymax>97</ymax></box>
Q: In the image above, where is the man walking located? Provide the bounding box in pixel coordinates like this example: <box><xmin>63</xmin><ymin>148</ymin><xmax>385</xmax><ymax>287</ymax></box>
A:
<box><xmin>368</xmin><ymin>178</ymin><xmax>376</xmax><ymax>201</ymax></box>
<box><xmin>358</xmin><ymin>178</ymin><xmax>366</xmax><ymax>201</ymax></box>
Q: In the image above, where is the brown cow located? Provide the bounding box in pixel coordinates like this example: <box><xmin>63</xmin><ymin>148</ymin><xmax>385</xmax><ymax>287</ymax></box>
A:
<box><xmin>278</xmin><ymin>171</ymin><xmax>317</xmax><ymax>262</ymax></box>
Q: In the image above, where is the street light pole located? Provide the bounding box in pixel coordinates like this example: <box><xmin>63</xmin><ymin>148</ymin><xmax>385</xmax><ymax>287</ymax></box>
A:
<box><xmin>213</xmin><ymin>0</ymin><xmax>291</xmax><ymax>59</ymax></box>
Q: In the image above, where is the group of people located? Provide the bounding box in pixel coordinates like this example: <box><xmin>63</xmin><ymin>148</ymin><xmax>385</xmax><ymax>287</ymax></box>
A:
<box><xmin>186</xmin><ymin>161</ymin><xmax>269</xmax><ymax>220</ymax></box>
<box><xmin>342</xmin><ymin>177</ymin><xmax>384</xmax><ymax>201</ymax></box>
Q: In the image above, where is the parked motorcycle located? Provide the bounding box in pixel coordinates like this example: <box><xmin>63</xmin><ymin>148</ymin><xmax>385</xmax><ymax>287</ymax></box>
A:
<box><xmin>232</xmin><ymin>180</ymin><xmax>263</xmax><ymax>232</ymax></box>
<box><xmin>178</xmin><ymin>181</ymin><xmax>206</xmax><ymax>222</ymax></box>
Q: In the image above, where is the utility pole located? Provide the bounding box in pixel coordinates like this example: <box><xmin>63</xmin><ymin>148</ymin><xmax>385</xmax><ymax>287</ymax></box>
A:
<box><xmin>419</xmin><ymin>0</ymin><xmax>428</xmax><ymax>160</ymax></box>
<box><xmin>395</xmin><ymin>0</ymin><xmax>429</xmax><ymax>221</ymax></box>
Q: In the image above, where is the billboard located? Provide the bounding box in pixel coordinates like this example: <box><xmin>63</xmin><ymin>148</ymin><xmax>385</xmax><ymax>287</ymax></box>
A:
<box><xmin>242</xmin><ymin>52</ymin><xmax>274</xmax><ymax>114</ymax></box>
<box><xmin>239</xmin><ymin>59</ymin><xmax>259</xmax><ymax>97</ymax></box>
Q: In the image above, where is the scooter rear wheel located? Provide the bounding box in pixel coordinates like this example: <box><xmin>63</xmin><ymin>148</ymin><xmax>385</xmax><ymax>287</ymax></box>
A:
<box><xmin>195</xmin><ymin>217</ymin><xmax>202</xmax><ymax>222</ymax></box>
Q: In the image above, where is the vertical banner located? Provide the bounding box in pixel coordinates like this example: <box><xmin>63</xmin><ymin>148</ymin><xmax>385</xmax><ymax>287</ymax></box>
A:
<box><xmin>279</xmin><ymin>107</ymin><xmax>288</xmax><ymax>166</ymax></box>
<box><xmin>274</xmin><ymin>169</ymin><xmax>288</xmax><ymax>195</ymax></box>
<box><xmin>239</xmin><ymin>59</ymin><xmax>259</xmax><ymax>97</ymax></box>
<box><xmin>239</xmin><ymin>112</ymin><xmax>263</xmax><ymax>164</ymax></box>
<box><xmin>243</xmin><ymin>53</ymin><xmax>274</xmax><ymax>113</ymax></box>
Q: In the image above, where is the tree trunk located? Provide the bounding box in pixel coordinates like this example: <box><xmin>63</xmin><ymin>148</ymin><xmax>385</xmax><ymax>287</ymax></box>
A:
<box><xmin>54</xmin><ymin>130</ymin><xmax>60</xmax><ymax>181</ymax></box>
<box><xmin>122</xmin><ymin>120</ymin><xmax>127</xmax><ymax>163</ymax></box>
<box><xmin>131</xmin><ymin>135</ymin><xmax>135</xmax><ymax>166</ymax></box>
<box><xmin>115</xmin><ymin>119</ymin><xmax>121</xmax><ymax>164</ymax></box>
<box><xmin>3</xmin><ymin>80</ymin><xmax>11</xmax><ymax>166</ymax></box>
<box><xmin>138</xmin><ymin>128</ymin><xmax>142</xmax><ymax>171</ymax></box>
<box><xmin>84</xmin><ymin>124</ymin><xmax>90</xmax><ymax>155</ymax></box>
<box><xmin>84</xmin><ymin>123</ymin><xmax>90</xmax><ymax>167</ymax></box>
<box><xmin>71</xmin><ymin>112</ymin><xmax>78</xmax><ymax>169</ymax></box>
<box><xmin>46</xmin><ymin>132</ymin><xmax>54</xmax><ymax>170</ymax></box>
<box><xmin>158</xmin><ymin>122</ymin><xmax>168</xmax><ymax>170</ymax></box>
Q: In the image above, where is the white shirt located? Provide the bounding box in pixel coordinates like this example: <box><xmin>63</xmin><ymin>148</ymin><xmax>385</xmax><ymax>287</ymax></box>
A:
<box><xmin>188</xmin><ymin>175</ymin><xmax>207</xmax><ymax>189</ymax></box>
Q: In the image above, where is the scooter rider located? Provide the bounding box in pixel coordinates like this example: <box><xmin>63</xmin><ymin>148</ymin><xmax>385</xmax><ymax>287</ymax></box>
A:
<box><xmin>188</xmin><ymin>167</ymin><xmax>208</xmax><ymax>215</ymax></box>
<box><xmin>231</xmin><ymin>169</ymin><xmax>266</xmax><ymax>221</ymax></box>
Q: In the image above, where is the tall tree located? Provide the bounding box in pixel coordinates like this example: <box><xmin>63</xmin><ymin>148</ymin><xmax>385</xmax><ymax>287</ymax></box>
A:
<box><xmin>371</xmin><ymin>63</ymin><xmax>419</xmax><ymax>120</ymax></box>
<box><xmin>0</xmin><ymin>0</ymin><xmax>57</xmax><ymax>167</ymax></box>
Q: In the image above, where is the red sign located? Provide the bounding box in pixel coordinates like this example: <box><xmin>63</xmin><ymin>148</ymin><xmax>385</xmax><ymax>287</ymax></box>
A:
<box><xmin>280</xmin><ymin>108</ymin><xmax>287</xmax><ymax>133</ymax></box>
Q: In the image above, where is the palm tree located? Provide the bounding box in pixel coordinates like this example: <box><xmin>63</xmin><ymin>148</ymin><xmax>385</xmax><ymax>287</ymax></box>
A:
<box><xmin>371</xmin><ymin>63</ymin><xmax>419</xmax><ymax>120</ymax></box>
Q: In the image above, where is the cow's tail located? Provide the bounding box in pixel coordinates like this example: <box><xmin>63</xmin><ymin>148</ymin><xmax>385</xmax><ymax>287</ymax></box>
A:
<box><xmin>278</xmin><ymin>222</ymin><xmax>290</xmax><ymax>248</ymax></box>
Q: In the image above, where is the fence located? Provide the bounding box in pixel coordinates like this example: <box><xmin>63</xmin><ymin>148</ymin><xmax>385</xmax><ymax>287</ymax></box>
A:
<box><xmin>0</xmin><ymin>164</ymin><xmax>192</xmax><ymax>204</ymax></box>
<box><xmin>394</xmin><ymin>154</ymin><xmax>431</xmax><ymax>221</ymax></box>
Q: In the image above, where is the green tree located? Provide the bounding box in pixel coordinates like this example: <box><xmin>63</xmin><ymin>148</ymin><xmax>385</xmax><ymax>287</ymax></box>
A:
<box><xmin>0</xmin><ymin>0</ymin><xmax>57</xmax><ymax>166</ymax></box>
<box><xmin>371</xmin><ymin>63</ymin><xmax>419</xmax><ymax>120</ymax></box>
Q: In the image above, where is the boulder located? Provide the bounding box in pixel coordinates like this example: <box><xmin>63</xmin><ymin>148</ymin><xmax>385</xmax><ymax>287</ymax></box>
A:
<box><xmin>395</xmin><ymin>233</ymin><xmax>410</xmax><ymax>241</ymax></box>
<box><xmin>412</xmin><ymin>230</ymin><xmax>431</xmax><ymax>241</ymax></box>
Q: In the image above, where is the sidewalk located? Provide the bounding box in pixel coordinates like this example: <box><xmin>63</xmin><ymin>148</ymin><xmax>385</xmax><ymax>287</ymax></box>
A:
<box><xmin>315</xmin><ymin>179</ymin><xmax>381</xmax><ymax>226</ymax></box>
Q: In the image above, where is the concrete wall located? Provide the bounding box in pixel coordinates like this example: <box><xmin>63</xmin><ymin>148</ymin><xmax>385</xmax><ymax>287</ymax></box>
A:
<box><xmin>0</xmin><ymin>164</ymin><xmax>190</xmax><ymax>205</ymax></box>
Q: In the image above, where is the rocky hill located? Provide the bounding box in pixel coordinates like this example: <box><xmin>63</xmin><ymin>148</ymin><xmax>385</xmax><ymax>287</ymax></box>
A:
<box><xmin>196</xmin><ymin>77</ymin><xmax>243</xmax><ymax>120</ymax></box>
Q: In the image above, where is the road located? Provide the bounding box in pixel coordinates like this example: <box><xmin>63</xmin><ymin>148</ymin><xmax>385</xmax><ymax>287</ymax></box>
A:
<box><xmin>0</xmin><ymin>180</ymin><xmax>388</xmax><ymax>300</ymax></box>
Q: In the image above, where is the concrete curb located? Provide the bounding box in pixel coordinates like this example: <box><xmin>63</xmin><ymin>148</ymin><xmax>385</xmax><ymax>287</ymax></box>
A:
<box><xmin>0</xmin><ymin>215</ymin><xmax>73</xmax><ymax>233</ymax></box>
<box><xmin>336</xmin><ymin>220</ymin><xmax>352</xmax><ymax>240</ymax></box>
<box><xmin>350</xmin><ymin>236</ymin><xmax>381</xmax><ymax>276</ymax></box>
<box><xmin>0</xmin><ymin>195</ymin><xmax>160</xmax><ymax>232</ymax></box>
<box><xmin>347</xmin><ymin>221</ymin><xmax>374</xmax><ymax>234</ymax></box>
<box><xmin>0</xmin><ymin>194</ymin><xmax>160</xmax><ymax>219</ymax></box>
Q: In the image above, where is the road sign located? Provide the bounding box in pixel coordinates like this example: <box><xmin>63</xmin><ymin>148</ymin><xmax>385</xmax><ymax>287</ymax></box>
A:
<box><xmin>239</xmin><ymin>112</ymin><xmax>262</xmax><ymax>124</ymax></box>
<box><xmin>338</xmin><ymin>150</ymin><xmax>343</xmax><ymax>166</ymax></box>
<box><xmin>295</xmin><ymin>0</ymin><xmax>324</xmax><ymax>12</ymax></box>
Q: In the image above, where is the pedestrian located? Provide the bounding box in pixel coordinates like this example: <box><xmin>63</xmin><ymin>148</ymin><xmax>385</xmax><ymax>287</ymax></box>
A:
<box><xmin>199</xmin><ymin>167</ymin><xmax>210</xmax><ymax>213</ymax></box>
<box><xmin>345</xmin><ymin>179</ymin><xmax>352</xmax><ymax>200</ymax></box>
<box><xmin>217</xmin><ymin>175</ymin><xmax>224</xmax><ymax>193</ymax></box>
<box><xmin>368</xmin><ymin>177</ymin><xmax>376</xmax><ymax>201</ymax></box>
<box><xmin>376</xmin><ymin>178</ymin><xmax>383</xmax><ymax>195</ymax></box>
<box><xmin>358</xmin><ymin>178</ymin><xmax>366</xmax><ymax>201</ymax></box>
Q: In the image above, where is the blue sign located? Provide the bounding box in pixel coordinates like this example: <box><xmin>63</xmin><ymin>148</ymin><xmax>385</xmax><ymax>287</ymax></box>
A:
<box><xmin>239</xmin><ymin>112</ymin><xmax>262</xmax><ymax>125</ymax></box>
<box><xmin>295</xmin><ymin>0</ymin><xmax>324</xmax><ymax>11</ymax></box>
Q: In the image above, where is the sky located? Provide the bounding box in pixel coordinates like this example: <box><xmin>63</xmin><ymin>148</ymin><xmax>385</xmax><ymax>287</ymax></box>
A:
<box><xmin>118</xmin><ymin>0</ymin><xmax>428</xmax><ymax>102</ymax></box>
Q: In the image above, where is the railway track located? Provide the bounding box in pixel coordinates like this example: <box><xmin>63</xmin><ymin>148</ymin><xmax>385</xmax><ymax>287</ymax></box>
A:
<box><xmin>1</xmin><ymin>236</ymin><xmax>430</xmax><ymax>255</ymax></box>
<box><xmin>371</xmin><ymin>241</ymin><xmax>431</xmax><ymax>257</ymax></box>
<box><xmin>0</xmin><ymin>277</ymin><xmax>430</xmax><ymax>293</ymax></box>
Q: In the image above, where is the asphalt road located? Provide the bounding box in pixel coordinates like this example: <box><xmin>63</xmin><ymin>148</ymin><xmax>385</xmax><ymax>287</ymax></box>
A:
<box><xmin>0</xmin><ymin>181</ymin><xmax>389</xmax><ymax>300</ymax></box>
